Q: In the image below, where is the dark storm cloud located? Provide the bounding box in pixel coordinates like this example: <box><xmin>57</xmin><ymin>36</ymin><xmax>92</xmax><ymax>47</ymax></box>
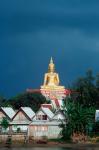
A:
<box><xmin>0</xmin><ymin>0</ymin><xmax>99</xmax><ymax>97</ymax></box>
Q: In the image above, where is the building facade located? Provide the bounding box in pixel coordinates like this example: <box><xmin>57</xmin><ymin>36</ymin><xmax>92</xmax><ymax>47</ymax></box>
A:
<box><xmin>0</xmin><ymin>107</ymin><xmax>66</xmax><ymax>140</ymax></box>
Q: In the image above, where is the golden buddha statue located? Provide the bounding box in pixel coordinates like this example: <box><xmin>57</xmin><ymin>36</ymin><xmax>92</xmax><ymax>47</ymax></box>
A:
<box><xmin>41</xmin><ymin>57</ymin><xmax>65</xmax><ymax>90</ymax></box>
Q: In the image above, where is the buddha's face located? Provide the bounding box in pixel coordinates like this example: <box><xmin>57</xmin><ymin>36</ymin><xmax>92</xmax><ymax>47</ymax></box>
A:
<box><xmin>49</xmin><ymin>64</ymin><xmax>55</xmax><ymax>72</ymax></box>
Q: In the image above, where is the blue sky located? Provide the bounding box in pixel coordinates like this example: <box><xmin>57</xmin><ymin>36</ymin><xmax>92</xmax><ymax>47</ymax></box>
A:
<box><xmin>0</xmin><ymin>0</ymin><xmax>99</xmax><ymax>98</ymax></box>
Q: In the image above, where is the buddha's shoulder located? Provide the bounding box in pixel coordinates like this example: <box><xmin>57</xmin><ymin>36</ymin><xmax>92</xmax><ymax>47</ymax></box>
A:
<box><xmin>45</xmin><ymin>72</ymin><xmax>58</xmax><ymax>75</ymax></box>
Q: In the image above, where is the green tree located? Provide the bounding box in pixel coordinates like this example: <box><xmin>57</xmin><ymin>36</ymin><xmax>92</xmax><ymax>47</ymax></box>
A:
<box><xmin>1</xmin><ymin>117</ymin><xmax>9</xmax><ymax>131</ymax></box>
<box><xmin>95</xmin><ymin>73</ymin><xmax>99</xmax><ymax>107</ymax></box>
<box><xmin>6</xmin><ymin>92</ymin><xmax>48</xmax><ymax>111</ymax></box>
<box><xmin>72</xmin><ymin>69</ymin><xmax>98</xmax><ymax>107</ymax></box>
<box><xmin>0</xmin><ymin>95</ymin><xmax>6</xmax><ymax>107</ymax></box>
<box><xmin>60</xmin><ymin>98</ymin><xmax>73</xmax><ymax>140</ymax></box>
<box><xmin>96</xmin><ymin>73</ymin><xmax>99</xmax><ymax>89</ymax></box>
<box><xmin>60</xmin><ymin>97</ymin><xmax>95</xmax><ymax>140</ymax></box>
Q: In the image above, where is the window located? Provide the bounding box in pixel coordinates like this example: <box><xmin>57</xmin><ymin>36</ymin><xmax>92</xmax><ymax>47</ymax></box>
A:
<box><xmin>42</xmin><ymin>115</ymin><xmax>47</xmax><ymax>120</ymax></box>
<box><xmin>36</xmin><ymin>115</ymin><xmax>47</xmax><ymax>120</ymax></box>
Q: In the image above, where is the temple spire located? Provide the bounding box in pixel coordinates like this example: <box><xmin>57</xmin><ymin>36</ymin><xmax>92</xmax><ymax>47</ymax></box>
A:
<box><xmin>50</xmin><ymin>57</ymin><xmax>53</xmax><ymax>64</ymax></box>
<box><xmin>48</xmin><ymin>57</ymin><xmax>55</xmax><ymax>73</ymax></box>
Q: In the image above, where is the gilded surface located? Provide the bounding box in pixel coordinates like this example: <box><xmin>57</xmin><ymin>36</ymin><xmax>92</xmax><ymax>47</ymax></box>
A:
<box><xmin>41</xmin><ymin>57</ymin><xmax>65</xmax><ymax>90</ymax></box>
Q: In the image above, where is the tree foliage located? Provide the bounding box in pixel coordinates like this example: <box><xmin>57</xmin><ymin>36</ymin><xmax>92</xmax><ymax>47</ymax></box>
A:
<box><xmin>0</xmin><ymin>96</ymin><xmax>6</xmax><ymax>107</ymax></box>
<box><xmin>4</xmin><ymin>92</ymin><xmax>48</xmax><ymax>112</ymax></box>
<box><xmin>1</xmin><ymin>117</ymin><xmax>9</xmax><ymax>130</ymax></box>
<box><xmin>72</xmin><ymin>69</ymin><xmax>99</xmax><ymax>108</ymax></box>
<box><xmin>60</xmin><ymin>97</ymin><xmax>95</xmax><ymax>140</ymax></box>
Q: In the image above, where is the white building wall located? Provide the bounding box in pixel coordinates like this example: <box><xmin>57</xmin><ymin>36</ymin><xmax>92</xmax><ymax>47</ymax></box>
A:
<box><xmin>12</xmin><ymin>125</ymin><xmax>28</xmax><ymax>132</ymax></box>
<box><xmin>13</xmin><ymin>111</ymin><xmax>29</xmax><ymax>121</ymax></box>
<box><xmin>95</xmin><ymin>110</ymin><xmax>99</xmax><ymax>122</ymax></box>
<box><xmin>48</xmin><ymin>125</ymin><xmax>61</xmax><ymax>139</ymax></box>
<box><xmin>29</xmin><ymin>124</ymin><xmax>62</xmax><ymax>139</ymax></box>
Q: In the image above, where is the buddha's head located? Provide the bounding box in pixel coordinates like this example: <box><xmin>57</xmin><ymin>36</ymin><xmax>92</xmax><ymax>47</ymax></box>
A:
<box><xmin>48</xmin><ymin>57</ymin><xmax>55</xmax><ymax>73</ymax></box>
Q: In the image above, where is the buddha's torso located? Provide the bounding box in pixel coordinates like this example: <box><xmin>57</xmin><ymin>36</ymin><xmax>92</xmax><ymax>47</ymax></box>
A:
<box><xmin>45</xmin><ymin>72</ymin><xmax>58</xmax><ymax>86</ymax></box>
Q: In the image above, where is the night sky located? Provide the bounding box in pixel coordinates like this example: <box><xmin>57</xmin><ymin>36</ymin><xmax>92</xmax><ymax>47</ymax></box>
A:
<box><xmin>0</xmin><ymin>0</ymin><xmax>99</xmax><ymax>98</ymax></box>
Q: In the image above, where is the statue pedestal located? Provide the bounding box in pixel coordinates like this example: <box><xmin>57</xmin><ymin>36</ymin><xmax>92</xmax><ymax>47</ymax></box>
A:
<box><xmin>40</xmin><ymin>87</ymin><xmax>70</xmax><ymax>109</ymax></box>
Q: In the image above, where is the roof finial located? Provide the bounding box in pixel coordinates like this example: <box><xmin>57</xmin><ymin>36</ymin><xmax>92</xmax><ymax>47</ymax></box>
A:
<box><xmin>50</xmin><ymin>57</ymin><xmax>53</xmax><ymax>64</ymax></box>
<box><xmin>48</xmin><ymin>57</ymin><xmax>55</xmax><ymax>73</ymax></box>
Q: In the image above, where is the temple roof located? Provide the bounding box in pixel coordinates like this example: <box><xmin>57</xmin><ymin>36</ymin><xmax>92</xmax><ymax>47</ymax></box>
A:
<box><xmin>1</xmin><ymin>107</ymin><xmax>16</xmax><ymax>119</ymax></box>
<box><xmin>21</xmin><ymin>107</ymin><xmax>35</xmax><ymax>119</ymax></box>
